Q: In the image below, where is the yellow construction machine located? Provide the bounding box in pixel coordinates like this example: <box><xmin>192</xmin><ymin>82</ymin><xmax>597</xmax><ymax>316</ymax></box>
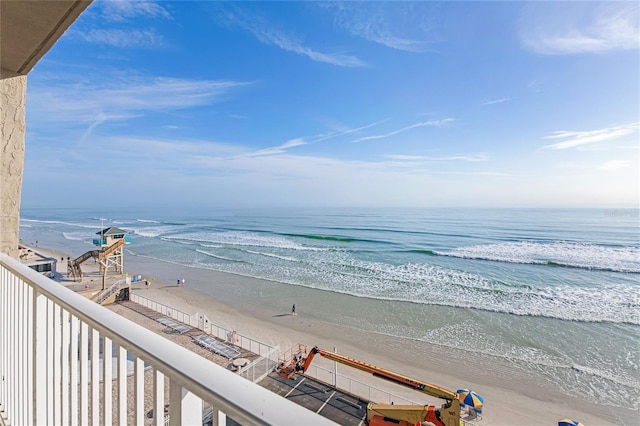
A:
<box><xmin>277</xmin><ymin>344</ymin><xmax>471</xmax><ymax>426</ymax></box>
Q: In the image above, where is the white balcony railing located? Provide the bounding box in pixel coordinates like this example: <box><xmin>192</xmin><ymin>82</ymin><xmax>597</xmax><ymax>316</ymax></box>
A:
<box><xmin>0</xmin><ymin>253</ymin><xmax>336</xmax><ymax>426</ymax></box>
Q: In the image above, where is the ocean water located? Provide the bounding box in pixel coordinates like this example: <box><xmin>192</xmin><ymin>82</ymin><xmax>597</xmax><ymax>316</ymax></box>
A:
<box><xmin>19</xmin><ymin>207</ymin><xmax>640</xmax><ymax>417</ymax></box>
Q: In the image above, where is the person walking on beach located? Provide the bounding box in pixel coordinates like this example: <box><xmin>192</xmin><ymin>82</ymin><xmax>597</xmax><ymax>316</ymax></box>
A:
<box><xmin>181</xmin><ymin>278</ymin><xmax>185</xmax><ymax>287</ymax></box>
<box><xmin>291</xmin><ymin>303</ymin><xmax>296</xmax><ymax>315</ymax></box>
<box><xmin>177</xmin><ymin>279</ymin><xmax>181</xmax><ymax>286</ymax></box>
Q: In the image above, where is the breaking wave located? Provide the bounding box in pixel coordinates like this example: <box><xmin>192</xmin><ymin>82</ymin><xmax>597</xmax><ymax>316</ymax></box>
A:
<box><xmin>434</xmin><ymin>241</ymin><xmax>639</xmax><ymax>273</ymax></box>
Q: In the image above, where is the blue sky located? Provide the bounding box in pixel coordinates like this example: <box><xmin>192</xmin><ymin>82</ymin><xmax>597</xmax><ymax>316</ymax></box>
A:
<box><xmin>22</xmin><ymin>1</ymin><xmax>639</xmax><ymax>209</ymax></box>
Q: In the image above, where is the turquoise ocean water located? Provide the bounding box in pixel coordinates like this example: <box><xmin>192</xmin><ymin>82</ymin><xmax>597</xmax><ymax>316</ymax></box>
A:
<box><xmin>19</xmin><ymin>207</ymin><xmax>639</xmax><ymax>419</ymax></box>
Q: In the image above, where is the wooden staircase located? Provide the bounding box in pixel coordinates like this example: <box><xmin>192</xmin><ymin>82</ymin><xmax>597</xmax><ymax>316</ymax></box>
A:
<box><xmin>67</xmin><ymin>239</ymin><xmax>125</xmax><ymax>282</ymax></box>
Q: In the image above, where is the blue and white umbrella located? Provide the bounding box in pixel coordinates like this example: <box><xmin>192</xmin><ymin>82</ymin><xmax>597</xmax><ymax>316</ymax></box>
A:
<box><xmin>558</xmin><ymin>419</ymin><xmax>584</xmax><ymax>426</ymax></box>
<box><xmin>456</xmin><ymin>389</ymin><xmax>484</xmax><ymax>411</ymax></box>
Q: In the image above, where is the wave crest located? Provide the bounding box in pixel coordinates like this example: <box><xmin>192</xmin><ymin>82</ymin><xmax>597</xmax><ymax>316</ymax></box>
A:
<box><xmin>436</xmin><ymin>241</ymin><xmax>639</xmax><ymax>273</ymax></box>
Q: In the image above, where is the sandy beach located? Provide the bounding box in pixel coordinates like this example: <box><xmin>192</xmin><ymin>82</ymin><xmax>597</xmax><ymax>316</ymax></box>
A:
<box><xmin>35</xmin><ymin>244</ymin><xmax>622</xmax><ymax>426</ymax></box>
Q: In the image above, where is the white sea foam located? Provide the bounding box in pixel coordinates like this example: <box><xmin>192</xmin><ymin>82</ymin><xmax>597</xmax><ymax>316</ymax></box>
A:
<box><xmin>136</xmin><ymin>218</ymin><xmax>161</xmax><ymax>223</ymax></box>
<box><xmin>131</xmin><ymin>225</ymin><xmax>180</xmax><ymax>238</ymax></box>
<box><xmin>195</xmin><ymin>249</ymin><xmax>243</xmax><ymax>263</ymax></box>
<box><xmin>210</xmin><ymin>252</ymin><xmax>639</xmax><ymax>324</ymax></box>
<box><xmin>243</xmin><ymin>249</ymin><xmax>301</xmax><ymax>262</ymax></box>
<box><xmin>437</xmin><ymin>241</ymin><xmax>640</xmax><ymax>273</ymax></box>
<box><xmin>62</xmin><ymin>231</ymin><xmax>92</xmax><ymax>241</ymax></box>
<box><xmin>166</xmin><ymin>231</ymin><xmax>326</xmax><ymax>251</ymax></box>
<box><xmin>570</xmin><ymin>363</ymin><xmax>640</xmax><ymax>390</ymax></box>
<box><xmin>415</xmin><ymin>322</ymin><xmax>640</xmax><ymax>409</ymax></box>
<box><xmin>21</xmin><ymin>218</ymin><xmax>100</xmax><ymax>230</ymax></box>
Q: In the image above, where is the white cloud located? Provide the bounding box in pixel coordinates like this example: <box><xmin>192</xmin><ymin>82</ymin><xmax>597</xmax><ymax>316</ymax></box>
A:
<box><xmin>338</xmin><ymin>21</ymin><xmax>428</xmax><ymax>52</ymax></box>
<box><xmin>240</xmin><ymin>119</ymin><xmax>391</xmax><ymax>157</ymax></box>
<box><xmin>542</xmin><ymin>123</ymin><xmax>639</xmax><ymax>150</ymax></box>
<box><xmin>598</xmin><ymin>160</ymin><xmax>631</xmax><ymax>171</ymax></box>
<box><xmin>28</xmin><ymin>72</ymin><xmax>250</xmax><ymax>129</ymax></box>
<box><xmin>74</xmin><ymin>28</ymin><xmax>163</xmax><ymax>48</ymax></box>
<box><xmin>520</xmin><ymin>2</ymin><xmax>639</xmax><ymax>55</ymax></box>
<box><xmin>70</xmin><ymin>1</ymin><xmax>172</xmax><ymax>48</ymax></box>
<box><xmin>351</xmin><ymin>118</ymin><xmax>453</xmax><ymax>143</ymax></box>
<box><xmin>248</xmin><ymin>139</ymin><xmax>307</xmax><ymax>157</ymax></box>
<box><xmin>311</xmin><ymin>119</ymin><xmax>390</xmax><ymax>144</ymax></box>
<box><xmin>482</xmin><ymin>98</ymin><xmax>511</xmax><ymax>106</ymax></box>
<box><xmin>98</xmin><ymin>0</ymin><xmax>173</xmax><ymax>22</ymax></box>
<box><xmin>323</xmin><ymin>2</ymin><xmax>435</xmax><ymax>52</ymax></box>
<box><xmin>228</xmin><ymin>114</ymin><xmax>247</xmax><ymax>120</ymax></box>
<box><xmin>224</xmin><ymin>7</ymin><xmax>366</xmax><ymax>67</ymax></box>
<box><xmin>385</xmin><ymin>154</ymin><xmax>489</xmax><ymax>162</ymax></box>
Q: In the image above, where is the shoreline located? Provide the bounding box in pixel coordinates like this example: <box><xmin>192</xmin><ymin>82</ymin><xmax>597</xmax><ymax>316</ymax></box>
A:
<box><xmin>35</xmin><ymin>243</ymin><xmax>625</xmax><ymax>425</ymax></box>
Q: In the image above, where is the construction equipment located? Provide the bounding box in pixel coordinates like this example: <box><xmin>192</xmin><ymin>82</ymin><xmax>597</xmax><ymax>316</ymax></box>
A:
<box><xmin>276</xmin><ymin>344</ymin><xmax>465</xmax><ymax>426</ymax></box>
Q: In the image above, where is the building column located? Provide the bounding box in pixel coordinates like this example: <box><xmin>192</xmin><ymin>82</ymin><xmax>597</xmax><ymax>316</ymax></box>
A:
<box><xmin>0</xmin><ymin>74</ymin><xmax>26</xmax><ymax>258</ymax></box>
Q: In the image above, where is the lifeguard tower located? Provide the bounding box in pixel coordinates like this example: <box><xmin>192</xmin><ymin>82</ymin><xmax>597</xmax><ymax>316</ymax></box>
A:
<box><xmin>93</xmin><ymin>227</ymin><xmax>132</xmax><ymax>274</ymax></box>
<box><xmin>67</xmin><ymin>227</ymin><xmax>132</xmax><ymax>282</ymax></box>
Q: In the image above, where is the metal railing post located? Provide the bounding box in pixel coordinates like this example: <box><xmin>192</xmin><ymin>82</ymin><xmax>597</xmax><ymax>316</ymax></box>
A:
<box><xmin>32</xmin><ymin>290</ymin><xmax>48</xmax><ymax>425</ymax></box>
<box><xmin>169</xmin><ymin>380</ymin><xmax>203</xmax><ymax>425</ymax></box>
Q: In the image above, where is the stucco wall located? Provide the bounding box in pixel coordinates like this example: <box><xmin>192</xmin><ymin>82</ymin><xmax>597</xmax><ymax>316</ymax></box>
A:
<box><xmin>0</xmin><ymin>75</ymin><xmax>26</xmax><ymax>258</ymax></box>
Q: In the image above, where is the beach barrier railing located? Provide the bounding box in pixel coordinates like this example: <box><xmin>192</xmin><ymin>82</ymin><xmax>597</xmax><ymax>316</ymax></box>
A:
<box><xmin>238</xmin><ymin>345</ymin><xmax>281</xmax><ymax>383</ymax></box>
<box><xmin>131</xmin><ymin>293</ymin><xmax>276</xmax><ymax>358</ymax></box>
<box><xmin>303</xmin><ymin>362</ymin><xmax>423</xmax><ymax>406</ymax></box>
<box><xmin>92</xmin><ymin>278</ymin><xmax>128</xmax><ymax>305</ymax></box>
<box><xmin>0</xmin><ymin>254</ymin><xmax>336</xmax><ymax>426</ymax></box>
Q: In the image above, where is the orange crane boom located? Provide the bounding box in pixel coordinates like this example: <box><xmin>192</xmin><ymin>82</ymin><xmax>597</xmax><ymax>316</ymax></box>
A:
<box><xmin>277</xmin><ymin>345</ymin><xmax>462</xmax><ymax>426</ymax></box>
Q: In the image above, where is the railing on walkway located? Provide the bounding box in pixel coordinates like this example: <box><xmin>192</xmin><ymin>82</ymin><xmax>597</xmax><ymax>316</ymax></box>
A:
<box><xmin>131</xmin><ymin>293</ymin><xmax>279</xmax><ymax>384</ymax></box>
<box><xmin>0</xmin><ymin>254</ymin><xmax>336</xmax><ymax>426</ymax></box>
<box><xmin>131</xmin><ymin>293</ymin><xmax>276</xmax><ymax>358</ymax></box>
<box><xmin>92</xmin><ymin>278</ymin><xmax>128</xmax><ymax>305</ymax></box>
<box><xmin>237</xmin><ymin>346</ymin><xmax>281</xmax><ymax>383</ymax></box>
<box><xmin>303</xmin><ymin>362</ymin><xmax>422</xmax><ymax>406</ymax></box>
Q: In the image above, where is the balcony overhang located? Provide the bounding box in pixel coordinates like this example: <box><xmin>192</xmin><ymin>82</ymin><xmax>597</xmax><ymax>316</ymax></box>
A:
<box><xmin>0</xmin><ymin>0</ymin><xmax>92</xmax><ymax>78</ymax></box>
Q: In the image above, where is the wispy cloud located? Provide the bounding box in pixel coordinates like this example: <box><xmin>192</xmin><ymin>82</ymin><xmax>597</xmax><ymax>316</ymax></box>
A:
<box><xmin>385</xmin><ymin>154</ymin><xmax>489</xmax><ymax>162</ymax></box>
<box><xmin>243</xmin><ymin>119</ymin><xmax>390</xmax><ymax>157</ymax></box>
<box><xmin>351</xmin><ymin>118</ymin><xmax>453</xmax><ymax>143</ymax></box>
<box><xmin>228</xmin><ymin>114</ymin><xmax>248</xmax><ymax>120</ymax></box>
<box><xmin>28</xmin><ymin>71</ymin><xmax>251</xmax><ymax>138</ymax></box>
<box><xmin>482</xmin><ymin>98</ymin><xmax>511</xmax><ymax>106</ymax></box>
<box><xmin>247</xmin><ymin>139</ymin><xmax>307</xmax><ymax>157</ymax></box>
<box><xmin>97</xmin><ymin>136</ymin><xmax>241</xmax><ymax>159</ymax></box>
<box><xmin>323</xmin><ymin>2</ymin><xmax>435</xmax><ymax>52</ymax></box>
<box><xmin>520</xmin><ymin>2</ymin><xmax>639</xmax><ymax>55</ymax></box>
<box><xmin>542</xmin><ymin>123</ymin><xmax>639</xmax><ymax>150</ymax></box>
<box><xmin>70</xmin><ymin>0</ymin><xmax>172</xmax><ymax>48</ymax></box>
<box><xmin>223</xmin><ymin>7</ymin><xmax>365</xmax><ymax>67</ymax></box>
<box><xmin>97</xmin><ymin>0</ymin><xmax>173</xmax><ymax>22</ymax></box>
<box><xmin>311</xmin><ymin>119</ymin><xmax>390</xmax><ymax>144</ymax></box>
<box><xmin>359</xmin><ymin>33</ymin><xmax>429</xmax><ymax>52</ymax></box>
<box><xmin>598</xmin><ymin>160</ymin><xmax>631</xmax><ymax>171</ymax></box>
<box><xmin>73</xmin><ymin>28</ymin><xmax>163</xmax><ymax>48</ymax></box>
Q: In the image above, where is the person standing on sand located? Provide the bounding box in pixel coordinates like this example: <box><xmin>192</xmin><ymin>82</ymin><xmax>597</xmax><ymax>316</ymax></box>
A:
<box><xmin>291</xmin><ymin>303</ymin><xmax>296</xmax><ymax>315</ymax></box>
<box><xmin>181</xmin><ymin>278</ymin><xmax>185</xmax><ymax>287</ymax></box>
<box><xmin>177</xmin><ymin>279</ymin><xmax>180</xmax><ymax>286</ymax></box>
